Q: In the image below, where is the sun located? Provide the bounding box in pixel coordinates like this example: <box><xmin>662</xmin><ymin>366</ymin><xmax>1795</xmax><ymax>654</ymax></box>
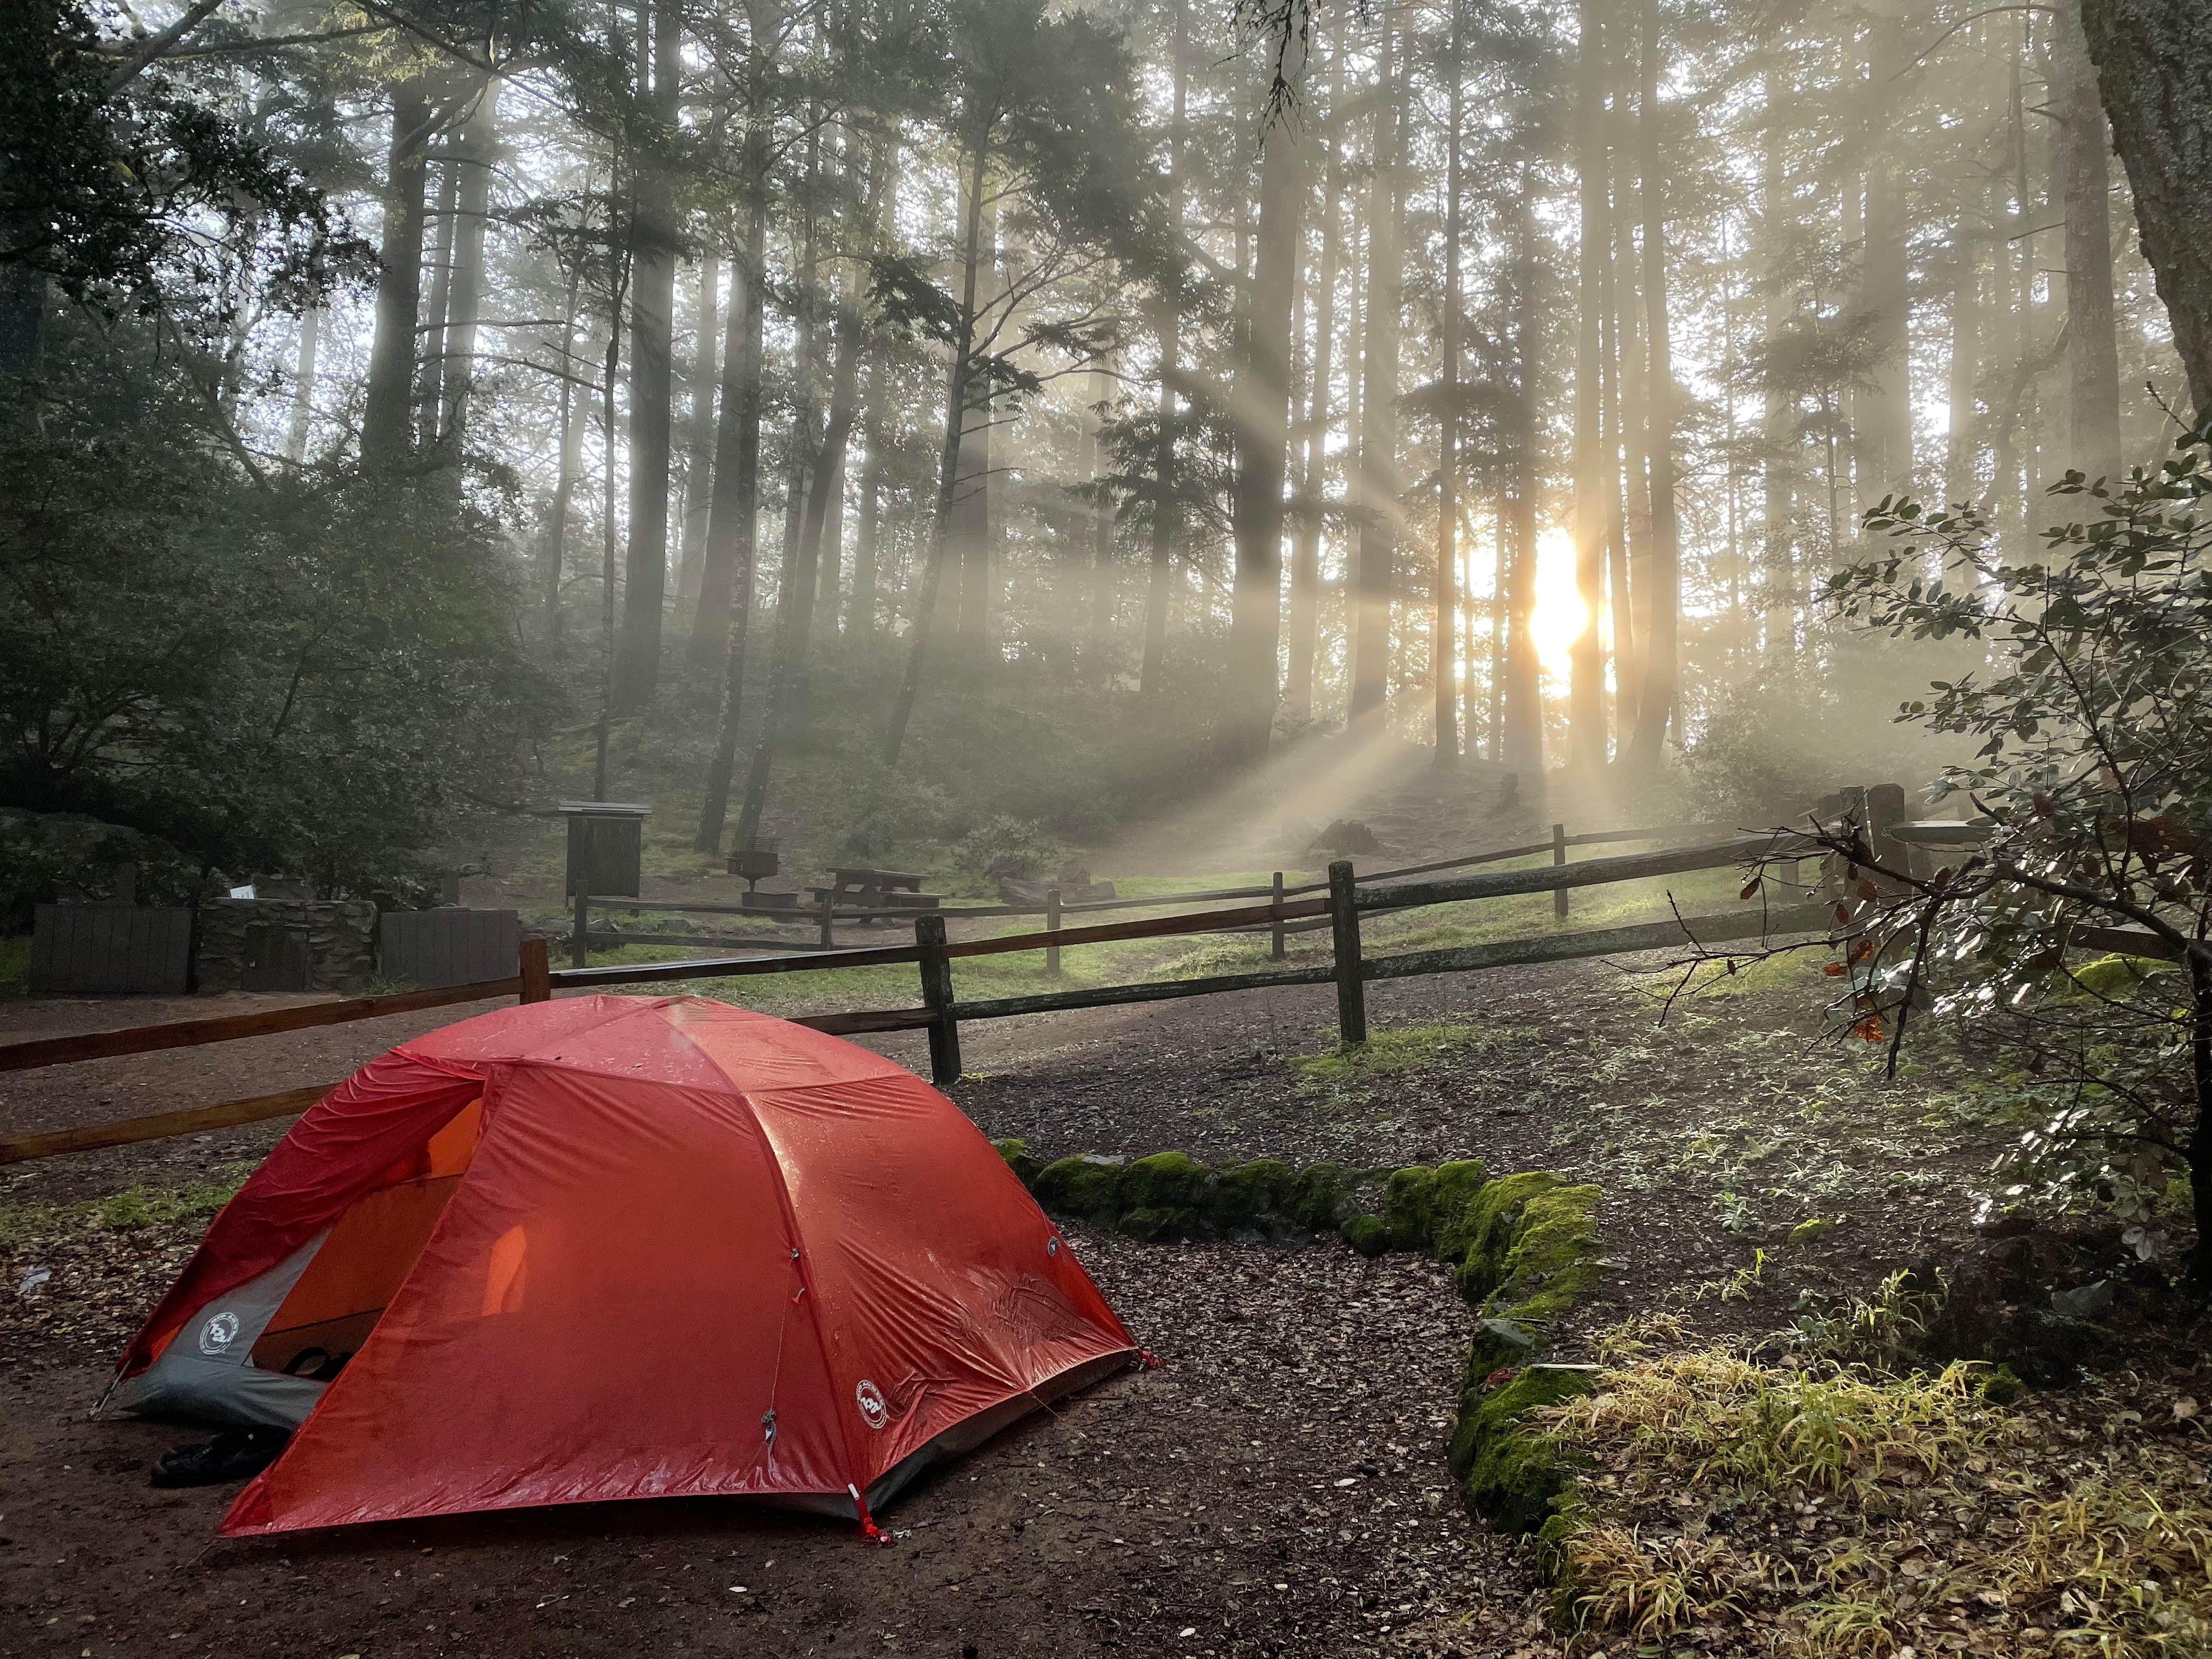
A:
<box><xmin>1529</xmin><ymin>526</ymin><xmax>1592</xmax><ymax>681</ymax></box>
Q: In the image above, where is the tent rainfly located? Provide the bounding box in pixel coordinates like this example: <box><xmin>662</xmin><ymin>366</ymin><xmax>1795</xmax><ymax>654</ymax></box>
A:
<box><xmin>103</xmin><ymin>995</ymin><xmax>1141</xmax><ymax>1538</ymax></box>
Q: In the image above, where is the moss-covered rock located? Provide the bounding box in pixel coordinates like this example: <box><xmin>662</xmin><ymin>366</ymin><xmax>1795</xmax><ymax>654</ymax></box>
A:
<box><xmin>1340</xmin><ymin>1211</ymin><xmax>1390</xmax><ymax>1256</ymax></box>
<box><xmin>992</xmin><ymin>1137</ymin><xmax>1044</xmax><ymax>1188</ymax></box>
<box><xmin>1207</xmin><ymin>1159</ymin><xmax>1294</xmax><ymax>1231</ymax></box>
<box><xmin>1424</xmin><ymin>1159</ymin><xmax>1491</xmax><ymax>1262</ymax></box>
<box><xmin>1286</xmin><ymin>1161</ymin><xmax>1355</xmax><ymax>1231</ymax></box>
<box><xmin>1787</xmin><ymin>1215</ymin><xmax>1833</xmax><ymax>1245</ymax></box>
<box><xmin>1448</xmin><ymin>1362</ymin><xmax>1600</xmax><ymax>1535</ymax></box>
<box><xmin>1485</xmin><ymin>1184</ymin><xmax>1603</xmax><ymax>1326</ymax></box>
<box><xmin>1978</xmin><ymin>1361</ymin><xmax>2025</xmax><ymax>1404</ymax></box>
<box><xmin>1384</xmin><ymin>1165</ymin><xmax>1440</xmax><ymax>1250</ymax></box>
<box><xmin>1121</xmin><ymin>1150</ymin><xmax>1210</xmax><ymax>1214</ymax></box>
<box><xmin>1454</xmin><ymin>1172</ymin><xmax>1587</xmax><ymax>1304</ymax></box>
<box><xmin>1031</xmin><ymin>1154</ymin><xmax>1126</xmax><ymax>1222</ymax></box>
<box><xmin>1116</xmin><ymin>1206</ymin><xmax>1187</xmax><ymax>1242</ymax></box>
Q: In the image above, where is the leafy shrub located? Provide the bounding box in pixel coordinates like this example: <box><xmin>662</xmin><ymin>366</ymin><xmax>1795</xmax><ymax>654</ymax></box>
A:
<box><xmin>953</xmin><ymin>814</ymin><xmax>1060</xmax><ymax>882</ymax></box>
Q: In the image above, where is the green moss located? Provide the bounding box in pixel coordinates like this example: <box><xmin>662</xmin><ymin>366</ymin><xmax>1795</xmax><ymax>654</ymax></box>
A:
<box><xmin>1788</xmin><ymin>1216</ymin><xmax>1833</xmax><ymax>1245</ymax></box>
<box><xmin>1209</xmin><ymin>1159</ymin><xmax>1293</xmax><ymax>1229</ymax></box>
<box><xmin>1295</xmin><ymin>1023</ymin><xmax>1476</xmax><ymax>1085</ymax></box>
<box><xmin>1340</xmin><ymin>1211</ymin><xmax>1389</xmax><ymax>1256</ymax></box>
<box><xmin>1426</xmin><ymin>1160</ymin><xmax>1492</xmax><ymax>1263</ymax></box>
<box><xmin>2067</xmin><ymin>953</ymin><xmax>2176</xmax><ymax>1000</ymax></box>
<box><xmin>1979</xmin><ymin>1362</ymin><xmax>2025</xmax><ymax>1404</ymax></box>
<box><xmin>1384</xmin><ymin>1165</ymin><xmax>1440</xmax><ymax>1250</ymax></box>
<box><xmin>992</xmin><ymin>1137</ymin><xmax>1043</xmax><ymax>1188</ymax></box>
<box><xmin>1122</xmin><ymin>1150</ymin><xmax>1209</xmax><ymax>1214</ymax></box>
<box><xmin>1449</xmin><ymin>1362</ymin><xmax>1599</xmax><ymax>1534</ymax></box>
<box><xmin>1285</xmin><ymin>1161</ymin><xmax>1355</xmax><ymax>1231</ymax></box>
<box><xmin>1116</xmin><ymin>1206</ymin><xmax>1188</xmax><ymax>1242</ymax></box>
<box><xmin>1031</xmin><ymin>1154</ymin><xmax>1126</xmax><ymax>1222</ymax></box>
<box><xmin>1486</xmin><ymin>1186</ymin><xmax>1604</xmax><ymax>1326</ymax></box>
<box><xmin>1454</xmin><ymin>1171</ymin><xmax>1570</xmax><ymax>1301</ymax></box>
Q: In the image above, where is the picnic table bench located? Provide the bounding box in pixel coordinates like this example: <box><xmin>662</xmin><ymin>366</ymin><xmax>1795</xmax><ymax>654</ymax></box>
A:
<box><xmin>809</xmin><ymin>868</ymin><xmax>943</xmax><ymax>912</ymax></box>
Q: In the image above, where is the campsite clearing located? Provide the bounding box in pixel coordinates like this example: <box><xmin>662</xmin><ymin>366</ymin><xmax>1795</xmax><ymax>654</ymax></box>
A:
<box><xmin>6</xmin><ymin>955</ymin><xmax>2209</xmax><ymax>1656</ymax></box>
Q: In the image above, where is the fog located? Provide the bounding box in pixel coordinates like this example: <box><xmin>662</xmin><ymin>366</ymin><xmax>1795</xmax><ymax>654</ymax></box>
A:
<box><xmin>3</xmin><ymin>0</ymin><xmax>2200</xmax><ymax>904</ymax></box>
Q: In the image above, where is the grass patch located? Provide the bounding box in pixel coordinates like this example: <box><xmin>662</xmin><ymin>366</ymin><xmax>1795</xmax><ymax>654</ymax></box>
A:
<box><xmin>1296</xmin><ymin>1023</ymin><xmax>1480</xmax><ymax>1085</ymax></box>
<box><xmin>0</xmin><ymin>1171</ymin><xmax>248</xmax><ymax>1249</ymax></box>
<box><xmin>1531</xmin><ymin>1335</ymin><xmax>2212</xmax><ymax>1658</ymax></box>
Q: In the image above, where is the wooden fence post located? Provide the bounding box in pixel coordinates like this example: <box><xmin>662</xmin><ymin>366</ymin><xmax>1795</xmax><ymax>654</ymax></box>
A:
<box><xmin>571</xmin><ymin>889</ymin><xmax>590</xmax><ymax>969</ymax></box>
<box><xmin>1328</xmin><ymin>860</ymin><xmax>1367</xmax><ymax>1048</ymax></box>
<box><xmin>917</xmin><ymin>914</ymin><xmax>961</xmax><ymax>1085</ymax></box>
<box><xmin>1551</xmin><ymin>822</ymin><xmax>1570</xmax><ymax>920</ymax></box>
<box><xmin>1045</xmin><ymin>887</ymin><xmax>1062</xmax><ymax>977</ymax></box>
<box><xmin>1865</xmin><ymin>781</ymin><xmax>1916</xmax><ymax>887</ymax></box>
<box><xmin>817</xmin><ymin>886</ymin><xmax>836</xmax><ymax>950</ymax></box>
<box><xmin>1270</xmin><ymin>871</ymin><xmax>1286</xmax><ymax>961</ymax></box>
<box><xmin>518</xmin><ymin>937</ymin><xmax>551</xmax><ymax>1003</ymax></box>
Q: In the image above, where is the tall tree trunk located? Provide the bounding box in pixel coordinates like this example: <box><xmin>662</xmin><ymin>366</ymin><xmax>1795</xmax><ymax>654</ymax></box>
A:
<box><xmin>1859</xmin><ymin>1</ymin><xmax>1914</xmax><ymax>500</ymax></box>
<box><xmin>543</xmin><ymin>239</ymin><xmax>586</xmax><ymax>644</ymax></box>
<box><xmin>689</xmin><ymin>188</ymin><xmax>766</xmax><ymax>673</ymax></box>
<box><xmin>1434</xmin><ymin>0</ymin><xmax>1465</xmax><ymax>765</ymax></box>
<box><xmin>1945</xmin><ymin>216</ymin><xmax>1981</xmax><ymax>504</ymax></box>
<box><xmin>882</xmin><ymin>140</ymin><xmax>991</xmax><ymax>769</ymax></box>
<box><xmin>1614</xmin><ymin>108</ymin><xmax>1649</xmax><ymax>729</ymax></box>
<box><xmin>612</xmin><ymin>0</ymin><xmax>681</xmax><ymax>715</ymax></box>
<box><xmin>675</xmin><ymin>253</ymin><xmax>721</xmax><ymax>603</ymax></box>
<box><xmin>1626</xmin><ymin>0</ymin><xmax>1679</xmax><ymax>774</ymax></box>
<box><xmin>852</xmin><ymin>355</ymin><xmax>889</xmax><ymax>643</ymax></box>
<box><xmin>849</xmin><ymin>145</ymin><xmax>901</xmax><ymax>644</ymax></box>
<box><xmin>1081</xmin><ymin>356</ymin><xmax>1117</xmax><ymax>673</ymax></box>
<box><xmin>2056</xmin><ymin>0</ymin><xmax>2125</xmax><ymax>481</ymax></box>
<box><xmin>949</xmin><ymin>178</ymin><xmax>994</xmax><ymax>654</ymax></box>
<box><xmin>2079</xmin><ymin>0</ymin><xmax>2212</xmax><ymax>414</ymax></box>
<box><xmin>415</xmin><ymin>139</ymin><xmax>459</xmax><ymax>444</ymax></box>
<box><xmin>437</xmin><ymin>86</ymin><xmax>495</xmax><ymax>447</ymax></box>
<box><xmin>283</xmin><ymin>307</ymin><xmax>319</xmax><ymax>463</ymax></box>
<box><xmin>1350</xmin><ymin>7</ymin><xmax>1403</xmax><ymax>724</ymax></box>
<box><xmin>691</xmin><ymin>178</ymin><xmax>768</xmax><ymax>850</ymax></box>
<box><xmin>1500</xmin><ymin>192</ymin><xmax>1543</xmax><ymax>778</ymax></box>
<box><xmin>1140</xmin><ymin>0</ymin><xmax>1188</xmax><ymax>697</ymax></box>
<box><xmin>1760</xmin><ymin>68</ymin><xmax>1796</xmax><ymax>658</ymax></box>
<box><xmin>362</xmin><ymin>81</ymin><xmax>432</xmax><ymax>470</ymax></box>
<box><xmin>1226</xmin><ymin>119</ymin><xmax>1305</xmax><ymax>761</ymax></box>
<box><xmin>1568</xmin><ymin>0</ymin><xmax>1610</xmax><ymax>767</ymax></box>
<box><xmin>732</xmin><ymin>266</ymin><xmax>865</xmax><ymax>853</ymax></box>
<box><xmin>1286</xmin><ymin>40</ymin><xmax>1342</xmax><ymax>726</ymax></box>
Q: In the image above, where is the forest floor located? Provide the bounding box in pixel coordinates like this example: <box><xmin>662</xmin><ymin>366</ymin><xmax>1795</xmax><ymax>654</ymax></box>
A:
<box><xmin>5</xmin><ymin>935</ymin><xmax>2205</xmax><ymax>1656</ymax></box>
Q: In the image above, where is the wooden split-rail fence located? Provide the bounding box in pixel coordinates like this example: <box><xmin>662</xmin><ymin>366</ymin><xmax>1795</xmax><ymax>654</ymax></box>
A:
<box><xmin>2</xmin><ymin>814</ymin><xmax>1850</xmax><ymax>1167</ymax></box>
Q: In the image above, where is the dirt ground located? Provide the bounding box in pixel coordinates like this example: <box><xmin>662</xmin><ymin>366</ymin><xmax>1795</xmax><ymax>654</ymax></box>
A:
<box><xmin>1</xmin><ymin>956</ymin><xmax>2040</xmax><ymax>1658</ymax></box>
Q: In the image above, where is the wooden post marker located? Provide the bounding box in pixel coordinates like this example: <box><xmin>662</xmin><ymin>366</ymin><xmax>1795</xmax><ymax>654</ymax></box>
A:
<box><xmin>1551</xmin><ymin>822</ymin><xmax>1570</xmax><ymax>920</ymax></box>
<box><xmin>1045</xmin><ymin>887</ymin><xmax>1062</xmax><ymax>977</ymax></box>
<box><xmin>917</xmin><ymin>914</ymin><xmax>961</xmax><ymax>1085</ymax></box>
<box><xmin>817</xmin><ymin>886</ymin><xmax>836</xmax><ymax>950</ymax></box>
<box><xmin>1328</xmin><ymin>860</ymin><xmax>1367</xmax><ymax>1048</ymax></box>
<box><xmin>1270</xmin><ymin>871</ymin><xmax>1286</xmax><ymax>961</ymax></box>
<box><xmin>518</xmin><ymin>937</ymin><xmax>551</xmax><ymax>1003</ymax></box>
<box><xmin>571</xmin><ymin>889</ymin><xmax>590</xmax><ymax>969</ymax></box>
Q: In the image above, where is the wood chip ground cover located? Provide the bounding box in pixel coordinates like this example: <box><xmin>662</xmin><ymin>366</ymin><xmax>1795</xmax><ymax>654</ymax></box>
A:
<box><xmin>2</xmin><ymin>956</ymin><xmax>2205</xmax><ymax>1657</ymax></box>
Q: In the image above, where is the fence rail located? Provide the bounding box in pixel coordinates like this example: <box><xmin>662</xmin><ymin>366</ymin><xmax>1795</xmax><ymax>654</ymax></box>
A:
<box><xmin>0</xmin><ymin>813</ymin><xmax>1860</xmax><ymax>1164</ymax></box>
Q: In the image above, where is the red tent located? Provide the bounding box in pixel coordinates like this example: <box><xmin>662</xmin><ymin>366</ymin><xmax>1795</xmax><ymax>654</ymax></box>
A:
<box><xmin>104</xmin><ymin>995</ymin><xmax>1138</xmax><ymax>1538</ymax></box>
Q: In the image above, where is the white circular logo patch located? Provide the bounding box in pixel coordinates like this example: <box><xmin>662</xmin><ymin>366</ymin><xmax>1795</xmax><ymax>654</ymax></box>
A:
<box><xmin>855</xmin><ymin>1380</ymin><xmax>888</xmax><ymax>1430</ymax></box>
<box><xmin>198</xmin><ymin>1311</ymin><xmax>241</xmax><ymax>1356</ymax></box>
<box><xmin>1046</xmin><ymin>1236</ymin><xmax>1060</xmax><ymax>1257</ymax></box>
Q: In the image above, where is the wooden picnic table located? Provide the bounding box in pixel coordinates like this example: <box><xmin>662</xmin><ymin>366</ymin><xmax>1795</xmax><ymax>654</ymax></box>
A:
<box><xmin>809</xmin><ymin>868</ymin><xmax>943</xmax><ymax>920</ymax></box>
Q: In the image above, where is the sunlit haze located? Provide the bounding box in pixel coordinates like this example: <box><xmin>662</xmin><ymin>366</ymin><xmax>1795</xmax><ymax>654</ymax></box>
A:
<box><xmin>1530</xmin><ymin>527</ymin><xmax>1590</xmax><ymax>682</ymax></box>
